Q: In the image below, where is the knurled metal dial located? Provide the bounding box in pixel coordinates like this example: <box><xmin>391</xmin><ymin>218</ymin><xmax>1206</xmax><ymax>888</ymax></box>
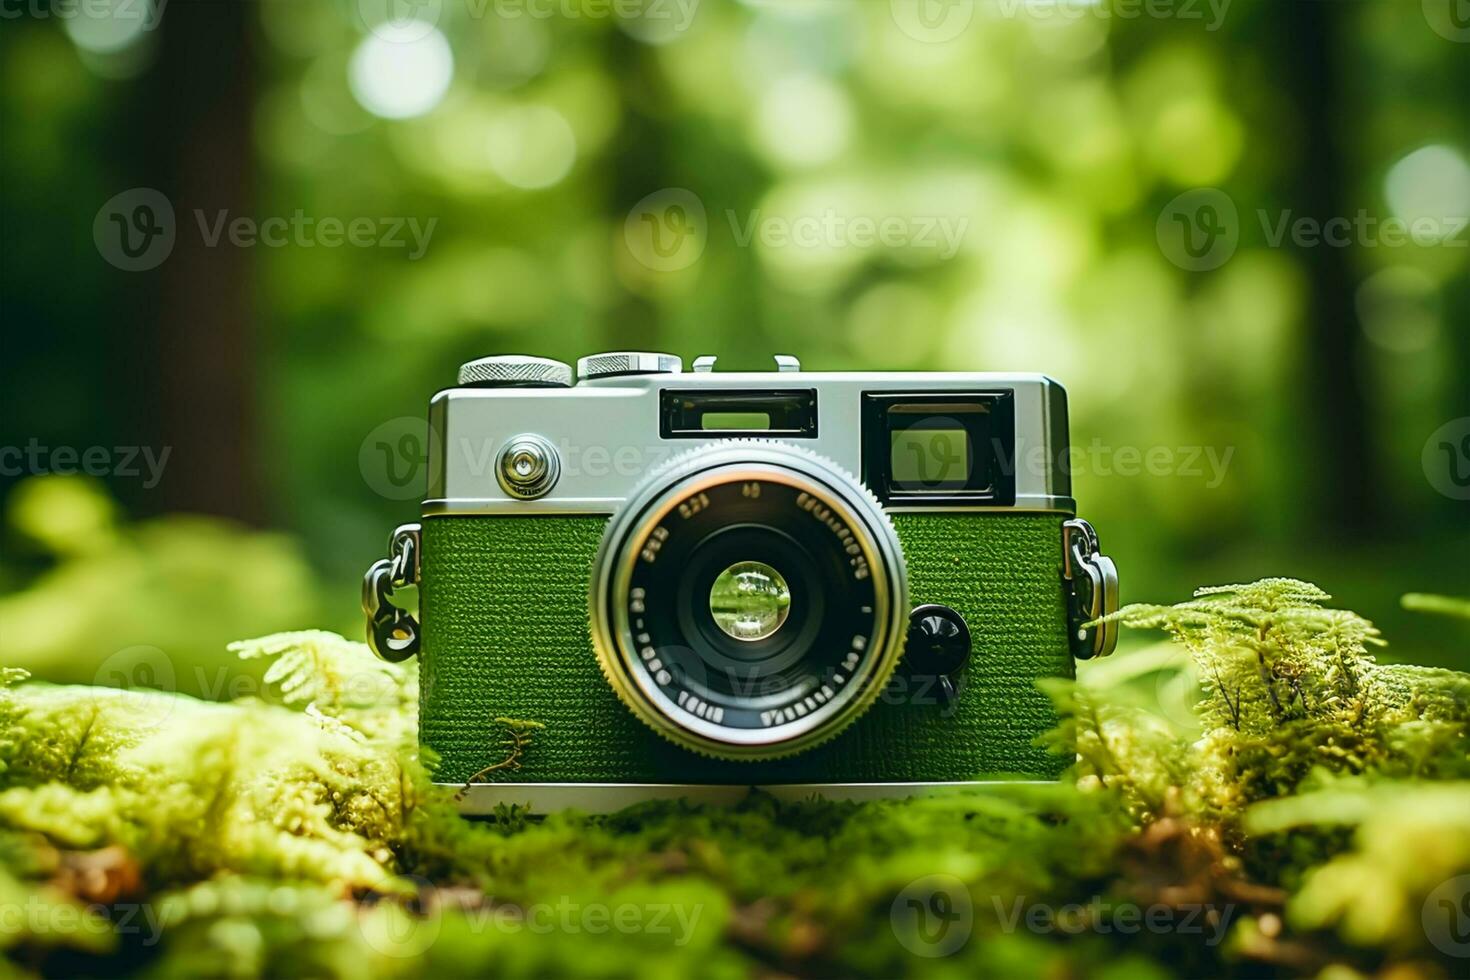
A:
<box><xmin>457</xmin><ymin>355</ymin><xmax>573</xmax><ymax>388</ymax></box>
<box><xmin>576</xmin><ymin>351</ymin><xmax>683</xmax><ymax>380</ymax></box>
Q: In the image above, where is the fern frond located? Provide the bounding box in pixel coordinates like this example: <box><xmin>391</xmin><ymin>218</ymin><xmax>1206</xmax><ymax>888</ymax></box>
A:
<box><xmin>1402</xmin><ymin>593</ymin><xmax>1470</xmax><ymax>620</ymax></box>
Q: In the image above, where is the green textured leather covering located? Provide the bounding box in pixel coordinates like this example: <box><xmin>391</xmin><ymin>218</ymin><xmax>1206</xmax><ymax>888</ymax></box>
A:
<box><xmin>419</xmin><ymin>513</ymin><xmax>1072</xmax><ymax>784</ymax></box>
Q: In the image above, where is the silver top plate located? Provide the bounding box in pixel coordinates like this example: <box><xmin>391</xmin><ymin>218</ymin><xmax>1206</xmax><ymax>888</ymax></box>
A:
<box><xmin>426</xmin><ymin>366</ymin><xmax>1074</xmax><ymax>515</ymax></box>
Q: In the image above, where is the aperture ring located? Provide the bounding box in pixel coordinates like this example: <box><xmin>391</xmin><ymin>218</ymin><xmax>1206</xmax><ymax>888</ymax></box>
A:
<box><xmin>589</xmin><ymin>443</ymin><xmax>908</xmax><ymax>761</ymax></box>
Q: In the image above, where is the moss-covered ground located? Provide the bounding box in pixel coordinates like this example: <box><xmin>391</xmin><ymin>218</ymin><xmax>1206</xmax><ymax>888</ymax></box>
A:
<box><xmin>1</xmin><ymin>580</ymin><xmax>1468</xmax><ymax>978</ymax></box>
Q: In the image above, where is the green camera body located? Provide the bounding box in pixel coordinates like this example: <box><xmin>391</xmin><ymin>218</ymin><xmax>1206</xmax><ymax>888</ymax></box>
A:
<box><xmin>363</xmin><ymin>353</ymin><xmax>1120</xmax><ymax>812</ymax></box>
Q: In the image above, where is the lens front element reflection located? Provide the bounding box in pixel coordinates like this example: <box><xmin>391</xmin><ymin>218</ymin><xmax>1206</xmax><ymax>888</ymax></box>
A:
<box><xmin>709</xmin><ymin>561</ymin><xmax>791</xmax><ymax>641</ymax></box>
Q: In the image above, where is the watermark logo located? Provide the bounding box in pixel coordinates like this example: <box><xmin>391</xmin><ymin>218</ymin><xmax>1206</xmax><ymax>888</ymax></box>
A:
<box><xmin>1423</xmin><ymin>0</ymin><xmax>1470</xmax><ymax>42</ymax></box>
<box><xmin>625</xmin><ymin>188</ymin><xmax>707</xmax><ymax>272</ymax></box>
<box><xmin>360</xmin><ymin>417</ymin><xmax>440</xmax><ymax>501</ymax></box>
<box><xmin>358</xmin><ymin>876</ymin><xmax>443</xmax><ymax>958</ymax></box>
<box><xmin>625</xmin><ymin>188</ymin><xmax>969</xmax><ymax>273</ymax></box>
<box><xmin>93</xmin><ymin>189</ymin><xmax>437</xmax><ymax>271</ymax></box>
<box><xmin>1016</xmin><ymin>437</ymin><xmax>1236</xmax><ymax>488</ymax></box>
<box><xmin>1423</xmin><ymin>417</ymin><xmax>1470</xmax><ymax>501</ymax></box>
<box><xmin>94</xmin><ymin>188</ymin><xmax>175</xmax><ymax>272</ymax></box>
<box><xmin>89</xmin><ymin>645</ymin><xmax>178</xmax><ymax>730</ymax></box>
<box><xmin>1423</xmin><ymin>874</ymin><xmax>1470</xmax><ymax>957</ymax></box>
<box><xmin>357</xmin><ymin>0</ymin><xmax>444</xmax><ymax>41</ymax></box>
<box><xmin>1157</xmin><ymin>188</ymin><xmax>1239</xmax><ymax>271</ymax></box>
<box><xmin>1159</xmin><ymin>187</ymin><xmax>1468</xmax><ymax>271</ymax></box>
<box><xmin>889</xmin><ymin>0</ymin><xmax>975</xmax><ymax>43</ymax></box>
<box><xmin>891</xmin><ymin>874</ymin><xmax>973</xmax><ymax>958</ymax></box>
<box><xmin>1153</xmin><ymin>650</ymin><xmax>1203</xmax><ymax>730</ymax></box>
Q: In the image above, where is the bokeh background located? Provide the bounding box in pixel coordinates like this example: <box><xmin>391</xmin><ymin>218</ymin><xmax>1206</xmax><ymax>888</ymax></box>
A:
<box><xmin>1</xmin><ymin>0</ymin><xmax>1467</xmax><ymax>698</ymax></box>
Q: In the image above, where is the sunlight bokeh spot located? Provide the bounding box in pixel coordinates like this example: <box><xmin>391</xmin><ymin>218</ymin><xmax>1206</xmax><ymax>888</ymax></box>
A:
<box><xmin>486</xmin><ymin>106</ymin><xmax>577</xmax><ymax>190</ymax></box>
<box><xmin>1356</xmin><ymin>266</ymin><xmax>1441</xmax><ymax>354</ymax></box>
<box><xmin>753</xmin><ymin>75</ymin><xmax>852</xmax><ymax>169</ymax></box>
<box><xmin>62</xmin><ymin>0</ymin><xmax>153</xmax><ymax>54</ymax></box>
<box><xmin>1384</xmin><ymin>144</ymin><xmax>1470</xmax><ymax>245</ymax></box>
<box><xmin>348</xmin><ymin>24</ymin><xmax>453</xmax><ymax>120</ymax></box>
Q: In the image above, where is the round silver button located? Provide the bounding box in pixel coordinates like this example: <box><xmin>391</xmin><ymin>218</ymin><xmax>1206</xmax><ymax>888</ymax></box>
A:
<box><xmin>576</xmin><ymin>351</ymin><xmax>683</xmax><ymax>380</ymax></box>
<box><xmin>458</xmin><ymin>355</ymin><xmax>573</xmax><ymax>388</ymax></box>
<box><xmin>496</xmin><ymin>434</ymin><xmax>560</xmax><ymax>499</ymax></box>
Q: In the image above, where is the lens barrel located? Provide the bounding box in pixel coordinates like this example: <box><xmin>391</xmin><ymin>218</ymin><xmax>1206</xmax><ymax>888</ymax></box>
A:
<box><xmin>590</xmin><ymin>442</ymin><xmax>908</xmax><ymax>760</ymax></box>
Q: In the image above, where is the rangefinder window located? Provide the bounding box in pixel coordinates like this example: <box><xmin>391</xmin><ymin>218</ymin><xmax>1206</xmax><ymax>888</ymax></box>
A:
<box><xmin>702</xmin><ymin>412</ymin><xmax>772</xmax><ymax>432</ymax></box>
<box><xmin>862</xmin><ymin>392</ymin><xmax>1016</xmax><ymax>505</ymax></box>
<box><xmin>661</xmin><ymin>389</ymin><xmax>818</xmax><ymax>438</ymax></box>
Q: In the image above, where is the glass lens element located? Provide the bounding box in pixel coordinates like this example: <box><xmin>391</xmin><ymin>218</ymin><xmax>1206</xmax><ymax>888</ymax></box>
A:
<box><xmin>889</xmin><ymin>427</ymin><xmax>970</xmax><ymax>487</ymax></box>
<box><xmin>709</xmin><ymin>561</ymin><xmax>792</xmax><ymax>641</ymax></box>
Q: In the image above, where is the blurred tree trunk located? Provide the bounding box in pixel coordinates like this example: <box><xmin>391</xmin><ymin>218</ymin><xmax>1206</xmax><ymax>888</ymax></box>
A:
<box><xmin>1280</xmin><ymin>2</ymin><xmax>1380</xmax><ymax>535</ymax></box>
<box><xmin>141</xmin><ymin>0</ymin><xmax>262</xmax><ymax>523</ymax></box>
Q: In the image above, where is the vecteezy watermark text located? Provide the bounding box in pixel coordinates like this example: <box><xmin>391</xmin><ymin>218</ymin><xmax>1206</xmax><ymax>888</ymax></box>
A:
<box><xmin>624</xmin><ymin>188</ymin><xmax>970</xmax><ymax>273</ymax></box>
<box><xmin>890</xmin><ymin>876</ymin><xmax>1238</xmax><ymax>958</ymax></box>
<box><xmin>0</xmin><ymin>439</ymin><xmax>170</xmax><ymax>489</ymax></box>
<box><xmin>0</xmin><ymin>898</ymin><xmax>171</xmax><ymax>947</ymax></box>
<box><xmin>476</xmin><ymin>0</ymin><xmax>697</xmax><ymax>29</ymax></box>
<box><xmin>356</xmin><ymin>0</ymin><xmax>699</xmax><ymax>41</ymax></box>
<box><xmin>726</xmin><ymin>210</ymin><xmax>968</xmax><ymax>260</ymax></box>
<box><xmin>0</xmin><ymin>0</ymin><xmax>166</xmax><ymax>28</ymax></box>
<box><xmin>1020</xmin><ymin>438</ymin><xmax>1235</xmax><ymax>488</ymax></box>
<box><xmin>992</xmin><ymin>0</ymin><xmax>1230</xmax><ymax>30</ymax></box>
<box><xmin>358</xmin><ymin>886</ymin><xmax>705</xmax><ymax>957</ymax></box>
<box><xmin>992</xmin><ymin>895</ymin><xmax>1236</xmax><ymax>945</ymax></box>
<box><xmin>1158</xmin><ymin>187</ymin><xmax>1468</xmax><ymax>271</ymax></box>
<box><xmin>888</xmin><ymin>0</ymin><xmax>1229</xmax><ymax>45</ymax></box>
<box><xmin>193</xmin><ymin>211</ymin><xmax>436</xmax><ymax>259</ymax></box>
<box><xmin>94</xmin><ymin>188</ymin><xmax>437</xmax><ymax>272</ymax></box>
<box><xmin>359</xmin><ymin>418</ymin><xmax>1238</xmax><ymax>501</ymax></box>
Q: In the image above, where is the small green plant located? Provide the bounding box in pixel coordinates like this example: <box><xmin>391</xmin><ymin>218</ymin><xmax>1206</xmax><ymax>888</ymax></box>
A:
<box><xmin>454</xmin><ymin>717</ymin><xmax>546</xmax><ymax>802</ymax></box>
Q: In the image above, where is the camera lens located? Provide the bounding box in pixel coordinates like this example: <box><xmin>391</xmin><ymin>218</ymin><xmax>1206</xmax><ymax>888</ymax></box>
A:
<box><xmin>590</xmin><ymin>442</ymin><xmax>908</xmax><ymax>761</ymax></box>
<box><xmin>709</xmin><ymin>561</ymin><xmax>791</xmax><ymax>641</ymax></box>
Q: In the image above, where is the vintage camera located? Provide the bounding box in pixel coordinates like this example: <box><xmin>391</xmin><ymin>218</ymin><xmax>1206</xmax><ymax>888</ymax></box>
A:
<box><xmin>363</xmin><ymin>353</ymin><xmax>1119</xmax><ymax>812</ymax></box>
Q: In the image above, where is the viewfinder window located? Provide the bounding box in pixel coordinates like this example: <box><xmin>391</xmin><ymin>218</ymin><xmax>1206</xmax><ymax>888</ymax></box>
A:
<box><xmin>889</xmin><ymin>421</ymin><xmax>972</xmax><ymax>490</ymax></box>
<box><xmin>862</xmin><ymin>392</ymin><xmax>1015</xmax><ymax>505</ymax></box>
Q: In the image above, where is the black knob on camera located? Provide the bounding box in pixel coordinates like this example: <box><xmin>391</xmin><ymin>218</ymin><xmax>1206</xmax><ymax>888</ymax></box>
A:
<box><xmin>905</xmin><ymin>604</ymin><xmax>971</xmax><ymax>707</ymax></box>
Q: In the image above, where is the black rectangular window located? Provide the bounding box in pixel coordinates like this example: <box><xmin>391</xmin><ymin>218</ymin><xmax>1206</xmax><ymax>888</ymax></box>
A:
<box><xmin>862</xmin><ymin>391</ymin><xmax>1015</xmax><ymax>505</ymax></box>
<box><xmin>661</xmin><ymin>389</ymin><xmax>819</xmax><ymax>438</ymax></box>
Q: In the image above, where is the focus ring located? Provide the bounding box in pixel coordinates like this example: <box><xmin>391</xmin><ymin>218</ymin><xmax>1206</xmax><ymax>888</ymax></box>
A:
<box><xmin>589</xmin><ymin>441</ymin><xmax>908</xmax><ymax>761</ymax></box>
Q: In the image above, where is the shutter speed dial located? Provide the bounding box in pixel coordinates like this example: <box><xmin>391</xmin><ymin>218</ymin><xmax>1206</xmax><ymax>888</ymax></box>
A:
<box><xmin>577</xmin><ymin>351</ymin><xmax>682</xmax><ymax>380</ymax></box>
<box><xmin>458</xmin><ymin>355</ymin><xmax>573</xmax><ymax>388</ymax></box>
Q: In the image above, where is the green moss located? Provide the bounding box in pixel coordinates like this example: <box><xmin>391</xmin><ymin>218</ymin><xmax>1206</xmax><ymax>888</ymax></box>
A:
<box><xmin>0</xmin><ymin>580</ymin><xmax>1466</xmax><ymax>978</ymax></box>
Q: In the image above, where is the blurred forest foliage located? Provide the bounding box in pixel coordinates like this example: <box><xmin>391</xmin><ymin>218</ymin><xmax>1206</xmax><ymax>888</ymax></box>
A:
<box><xmin>1</xmin><ymin>0</ymin><xmax>1467</xmax><ymax>693</ymax></box>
